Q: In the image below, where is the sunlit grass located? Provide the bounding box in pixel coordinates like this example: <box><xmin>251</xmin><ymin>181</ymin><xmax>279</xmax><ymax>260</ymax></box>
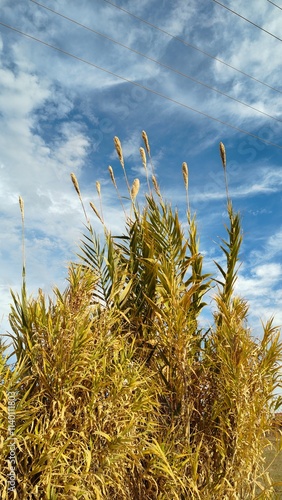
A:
<box><xmin>263</xmin><ymin>431</ymin><xmax>282</xmax><ymax>497</ymax></box>
<box><xmin>0</xmin><ymin>132</ymin><xmax>281</xmax><ymax>499</ymax></box>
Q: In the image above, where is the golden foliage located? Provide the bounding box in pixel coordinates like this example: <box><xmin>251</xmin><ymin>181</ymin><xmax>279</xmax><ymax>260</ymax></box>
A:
<box><xmin>1</xmin><ymin>134</ymin><xmax>281</xmax><ymax>499</ymax></box>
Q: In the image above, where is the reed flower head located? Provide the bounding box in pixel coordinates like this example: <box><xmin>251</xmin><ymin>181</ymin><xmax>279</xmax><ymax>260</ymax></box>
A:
<box><xmin>131</xmin><ymin>178</ymin><xmax>140</xmax><ymax>200</ymax></box>
<box><xmin>219</xmin><ymin>142</ymin><xmax>226</xmax><ymax>169</ymax></box>
<box><xmin>152</xmin><ymin>175</ymin><xmax>160</xmax><ymax>196</ymax></box>
<box><xmin>114</xmin><ymin>136</ymin><xmax>124</xmax><ymax>168</ymax></box>
<box><xmin>140</xmin><ymin>147</ymin><xmax>147</xmax><ymax>170</ymax></box>
<box><xmin>142</xmin><ymin>130</ymin><xmax>150</xmax><ymax>155</ymax></box>
<box><xmin>108</xmin><ymin>165</ymin><xmax>117</xmax><ymax>188</ymax></box>
<box><xmin>96</xmin><ymin>181</ymin><xmax>101</xmax><ymax>197</ymax></box>
<box><xmin>19</xmin><ymin>196</ymin><xmax>24</xmax><ymax>220</ymax></box>
<box><xmin>90</xmin><ymin>202</ymin><xmax>103</xmax><ymax>223</ymax></box>
<box><xmin>71</xmin><ymin>173</ymin><xmax>81</xmax><ymax>197</ymax></box>
<box><xmin>182</xmin><ymin>162</ymin><xmax>188</xmax><ymax>191</ymax></box>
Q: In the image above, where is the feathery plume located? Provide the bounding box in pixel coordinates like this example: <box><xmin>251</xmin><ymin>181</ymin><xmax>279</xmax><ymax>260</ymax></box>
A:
<box><xmin>19</xmin><ymin>196</ymin><xmax>24</xmax><ymax>221</ymax></box>
<box><xmin>96</xmin><ymin>181</ymin><xmax>101</xmax><ymax>197</ymax></box>
<box><xmin>140</xmin><ymin>146</ymin><xmax>151</xmax><ymax>193</ymax></box>
<box><xmin>182</xmin><ymin>162</ymin><xmax>190</xmax><ymax>217</ymax></box>
<box><xmin>71</xmin><ymin>173</ymin><xmax>81</xmax><ymax>197</ymax></box>
<box><xmin>71</xmin><ymin>173</ymin><xmax>90</xmax><ymax>226</ymax></box>
<box><xmin>114</xmin><ymin>136</ymin><xmax>124</xmax><ymax>168</ymax></box>
<box><xmin>142</xmin><ymin>130</ymin><xmax>150</xmax><ymax>155</ymax></box>
<box><xmin>182</xmin><ymin>162</ymin><xmax>188</xmax><ymax>191</ymax></box>
<box><xmin>219</xmin><ymin>142</ymin><xmax>230</xmax><ymax>207</ymax></box>
<box><xmin>108</xmin><ymin>166</ymin><xmax>117</xmax><ymax>188</ymax></box>
<box><xmin>90</xmin><ymin>202</ymin><xmax>103</xmax><ymax>223</ymax></box>
<box><xmin>140</xmin><ymin>147</ymin><xmax>147</xmax><ymax>170</ymax></box>
<box><xmin>219</xmin><ymin>142</ymin><xmax>226</xmax><ymax>170</ymax></box>
<box><xmin>152</xmin><ymin>175</ymin><xmax>161</xmax><ymax>197</ymax></box>
<box><xmin>131</xmin><ymin>178</ymin><xmax>140</xmax><ymax>200</ymax></box>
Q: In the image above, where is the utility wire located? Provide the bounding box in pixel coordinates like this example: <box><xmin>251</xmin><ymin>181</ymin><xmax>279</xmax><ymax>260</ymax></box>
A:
<box><xmin>100</xmin><ymin>0</ymin><xmax>282</xmax><ymax>95</ymax></box>
<box><xmin>29</xmin><ymin>0</ymin><xmax>282</xmax><ymax>124</ymax></box>
<box><xmin>212</xmin><ymin>0</ymin><xmax>282</xmax><ymax>43</ymax></box>
<box><xmin>1</xmin><ymin>20</ymin><xmax>282</xmax><ymax>150</ymax></box>
<box><xmin>267</xmin><ymin>0</ymin><xmax>282</xmax><ymax>11</ymax></box>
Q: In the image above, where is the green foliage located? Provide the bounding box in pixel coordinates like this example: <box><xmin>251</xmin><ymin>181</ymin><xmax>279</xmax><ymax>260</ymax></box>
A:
<box><xmin>0</xmin><ymin>134</ymin><xmax>281</xmax><ymax>498</ymax></box>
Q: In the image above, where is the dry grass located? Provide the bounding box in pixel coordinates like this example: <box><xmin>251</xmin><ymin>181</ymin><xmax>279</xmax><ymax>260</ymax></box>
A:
<box><xmin>0</xmin><ymin>133</ymin><xmax>281</xmax><ymax>499</ymax></box>
<box><xmin>260</xmin><ymin>431</ymin><xmax>282</xmax><ymax>497</ymax></box>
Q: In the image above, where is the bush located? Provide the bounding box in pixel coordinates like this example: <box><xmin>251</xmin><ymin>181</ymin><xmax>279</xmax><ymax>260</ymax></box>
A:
<box><xmin>1</xmin><ymin>133</ymin><xmax>281</xmax><ymax>499</ymax></box>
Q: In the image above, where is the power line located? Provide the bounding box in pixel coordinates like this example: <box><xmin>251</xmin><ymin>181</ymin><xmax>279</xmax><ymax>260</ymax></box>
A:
<box><xmin>212</xmin><ymin>0</ymin><xmax>282</xmax><ymax>43</ymax></box>
<box><xmin>0</xmin><ymin>20</ymin><xmax>282</xmax><ymax>151</ymax></box>
<box><xmin>267</xmin><ymin>0</ymin><xmax>282</xmax><ymax>11</ymax></box>
<box><xmin>100</xmin><ymin>0</ymin><xmax>282</xmax><ymax>95</ymax></box>
<box><xmin>29</xmin><ymin>0</ymin><xmax>282</xmax><ymax>124</ymax></box>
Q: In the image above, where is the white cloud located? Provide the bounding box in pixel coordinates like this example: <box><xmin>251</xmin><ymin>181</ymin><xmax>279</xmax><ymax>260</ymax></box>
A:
<box><xmin>0</xmin><ymin>0</ymin><xmax>281</xmax><ymax>351</ymax></box>
<box><xmin>239</xmin><ymin>241</ymin><xmax>282</xmax><ymax>332</ymax></box>
<box><xmin>268</xmin><ymin>228</ymin><xmax>282</xmax><ymax>256</ymax></box>
<box><xmin>236</xmin><ymin>263</ymin><xmax>281</xmax><ymax>297</ymax></box>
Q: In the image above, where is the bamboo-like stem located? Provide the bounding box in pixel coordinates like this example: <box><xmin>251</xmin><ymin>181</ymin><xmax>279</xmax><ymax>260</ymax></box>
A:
<box><xmin>19</xmin><ymin>196</ymin><xmax>26</xmax><ymax>289</ymax></box>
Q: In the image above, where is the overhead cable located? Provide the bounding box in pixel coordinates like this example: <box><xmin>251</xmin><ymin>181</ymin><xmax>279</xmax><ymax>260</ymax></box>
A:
<box><xmin>267</xmin><ymin>0</ymin><xmax>282</xmax><ymax>11</ymax></box>
<box><xmin>29</xmin><ymin>0</ymin><xmax>282</xmax><ymax>124</ymax></box>
<box><xmin>0</xmin><ymin>20</ymin><xmax>282</xmax><ymax>150</ymax></box>
<box><xmin>99</xmin><ymin>0</ymin><xmax>282</xmax><ymax>95</ymax></box>
<box><xmin>212</xmin><ymin>0</ymin><xmax>282</xmax><ymax>43</ymax></box>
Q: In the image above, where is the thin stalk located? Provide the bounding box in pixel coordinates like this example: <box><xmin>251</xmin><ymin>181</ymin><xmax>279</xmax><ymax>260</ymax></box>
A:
<box><xmin>108</xmin><ymin>165</ymin><xmax>127</xmax><ymax>218</ymax></box>
<box><xmin>19</xmin><ymin>196</ymin><xmax>26</xmax><ymax>290</ymax></box>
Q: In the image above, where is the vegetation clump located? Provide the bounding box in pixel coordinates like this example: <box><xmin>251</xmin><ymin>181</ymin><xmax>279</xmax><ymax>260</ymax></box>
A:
<box><xmin>0</xmin><ymin>133</ymin><xmax>281</xmax><ymax>499</ymax></box>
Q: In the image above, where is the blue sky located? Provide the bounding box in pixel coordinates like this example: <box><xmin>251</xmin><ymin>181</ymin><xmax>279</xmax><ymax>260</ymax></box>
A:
<box><xmin>0</xmin><ymin>0</ymin><xmax>282</xmax><ymax>344</ymax></box>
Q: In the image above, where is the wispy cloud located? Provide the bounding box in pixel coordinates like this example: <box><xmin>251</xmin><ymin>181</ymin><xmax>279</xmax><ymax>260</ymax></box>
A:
<box><xmin>0</xmin><ymin>0</ymin><xmax>281</xmax><ymax>344</ymax></box>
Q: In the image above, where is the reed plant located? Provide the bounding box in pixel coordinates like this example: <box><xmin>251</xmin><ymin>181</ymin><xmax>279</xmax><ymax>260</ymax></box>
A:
<box><xmin>0</xmin><ymin>133</ymin><xmax>281</xmax><ymax>499</ymax></box>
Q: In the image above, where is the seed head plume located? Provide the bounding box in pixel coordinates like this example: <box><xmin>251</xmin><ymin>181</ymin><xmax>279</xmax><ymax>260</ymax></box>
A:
<box><xmin>140</xmin><ymin>147</ymin><xmax>151</xmax><ymax>193</ymax></box>
<box><xmin>152</xmin><ymin>175</ymin><xmax>161</xmax><ymax>197</ymax></box>
<box><xmin>95</xmin><ymin>180</ymin><xmax>104</xmax><ymax>221</ymax></box>
<box><xmin>142</xmin><ymin>130</ymin><xmax>155</xmax><ymax>178</ymax></box>
<box><xmin>142</xmin><ymin>130</ymin><xmax>150</xmax><ymax>155</ymax></box>
<box><xmin>108</xmin><ymin>166</ymin><xmax>117</xmax><ymax>189</ymax></box>
<box><xmin>131</xmin><ymin>178</ymin><xmax>140</xmax><ymax>200</ymax></box>
<box><xmin>96</xmin><ymin>181</ymin><xmax>101</xmax><ymax>197</ymax></box>
<box><xmin>182</xmin><ymin>162</ymin><xmax>188</xmax><ymax>191</ymax></box>
<box><xmin>219</xmin><ymin>142</ymin><xmax>230</xmax><ymax>210</ymax></box>
<box><xmin>140</xmin><ymin>147</ymin><xmax>147</xmax><ymax>171</ymax></box>
<box><xmin>90</xmin><ymin>201</ymin><xmax>104</xmax><ymax>224</ymax></box>
<box><xmin>71</xmin><ymin>172</ymin><xmax>81</xmax><ymax>197</ymax></box>
<box><xmin>70</xmin><ymin>172</ymin><xmax>89</xmax><ymax>226</ymax></box>
<box><xmin>114</xmin><ymin>136</ymin><xmax>131</xmax><ymax>194</ymax></box>
<box><xmin>182</xmin><ymin>162</ymin><xmax>190</xmax><ymax>216</ymax></box>
<box><xmin>19</xmin><ymin>196</ymin><xmax>24</xmax><ymax>222</ymax></box>
<box><xmin>114</xmin><ymin>136</ymin><xmax>124</xmax><ymax>168</ymax></box>
<box><xmin>219</xmin><ymin>142</ymin><xmax>226</xmax><ymax>170</ymax></box>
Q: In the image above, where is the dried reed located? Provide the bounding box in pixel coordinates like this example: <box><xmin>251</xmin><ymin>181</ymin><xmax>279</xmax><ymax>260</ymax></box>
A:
<box><xmin>152</xmin><ymin>174</ymin><xmax>161</xmax><ymax>197</ymax></box>
<box><xmin>130</xmin><ymin>178</ymin><xmax>140</xmax><ymax>200</ymax></box>
<box><xmin>1</xmin><ymin>135</ymin><xmax>280</xmax><ymax>500</ymax></box>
